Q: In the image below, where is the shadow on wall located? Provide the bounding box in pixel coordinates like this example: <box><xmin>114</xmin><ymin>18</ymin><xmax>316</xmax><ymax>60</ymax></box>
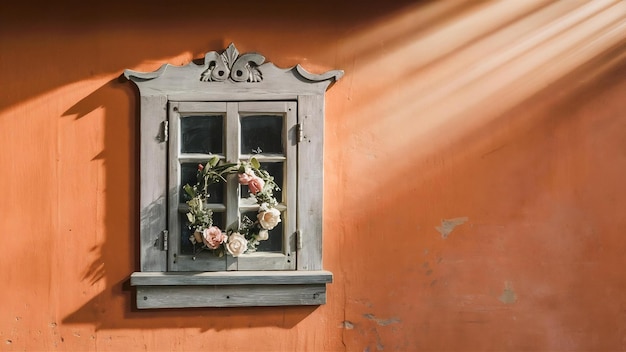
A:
<box><xmin>0</xmin><ymin>0</ymin><xmax>424</xmax><ymax>113</ymax></box>
<box><xmin>0</xmin><ymin>0</ymin><xmax>431</xmax><ymax>334</ymax></box>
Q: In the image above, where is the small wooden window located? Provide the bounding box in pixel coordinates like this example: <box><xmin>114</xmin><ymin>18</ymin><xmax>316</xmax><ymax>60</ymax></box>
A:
<box><xmin>125</xmin><ymin>43</ymin><xmax>342</xmax><ymax>308</ymax></box>
<box><xmin>168</xmin><ymin>101</ymin><xmax>297</xmax><ymax>272</ymax></box>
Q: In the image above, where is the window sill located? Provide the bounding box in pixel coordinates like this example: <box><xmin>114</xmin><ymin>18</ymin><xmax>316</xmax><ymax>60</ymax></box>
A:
<box><xmin>130</xmin><ymin>270</ymin><xmax>332</xmax><ymax>308</ymax></box>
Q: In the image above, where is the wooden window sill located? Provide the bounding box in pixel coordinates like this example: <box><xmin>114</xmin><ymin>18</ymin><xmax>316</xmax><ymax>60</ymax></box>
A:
<box><xmin>130</xmin><ymin>270</ymin><xmax>332</xmax><ymax>308</ymax></box>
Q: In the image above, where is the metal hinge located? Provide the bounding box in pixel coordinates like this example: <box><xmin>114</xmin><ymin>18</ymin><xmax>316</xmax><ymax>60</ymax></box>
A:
<box><xmin>296</xmin><ymin>230</ymin><xmax>303</xmax><ymax>249</ymax></box>
<box><xmin>162</xmin><ymin>230</ymin><xmax>169</xmax><ymax>251</ymax></box>
<box><xmin>296</xmin><ymin>123</ymin><xmax>304</xmax><ymax>143</ymax></box>
<box><xmin>161</xmin><ymin>120</ymin><xmax>169</xmax><ymax>142</ymax></box>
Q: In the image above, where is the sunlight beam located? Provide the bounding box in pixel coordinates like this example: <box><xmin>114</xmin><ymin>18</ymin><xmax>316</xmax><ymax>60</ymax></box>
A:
<box><xmin>337</xmin><ymin>0</ymin><xmax>626</xmax><ymax>193</ymax></box>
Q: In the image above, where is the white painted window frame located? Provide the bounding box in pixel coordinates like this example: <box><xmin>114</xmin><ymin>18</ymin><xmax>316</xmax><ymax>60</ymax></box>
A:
<box><xmin>124</xmin><ymin>44</ymin><xmax>342</xmax><ymax>308</ymax></box>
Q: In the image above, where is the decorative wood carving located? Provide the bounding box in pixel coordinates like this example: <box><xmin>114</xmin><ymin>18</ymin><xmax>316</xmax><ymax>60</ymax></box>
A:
<box><xmin>124</xmin><ymin>43</ymin><xmax>343</xmax><ymax>97</ymax></box>
<box><xmin>200</xmin><ymin>43</ymin><xmax>265</xmax><ymax>82</ymax></box>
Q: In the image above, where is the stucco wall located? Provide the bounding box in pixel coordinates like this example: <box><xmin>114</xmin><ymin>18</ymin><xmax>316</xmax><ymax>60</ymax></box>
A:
<box><xmin>1</xmin><ymin>1</ymin><xmax>626</xmax><ymax>351</ymax></box>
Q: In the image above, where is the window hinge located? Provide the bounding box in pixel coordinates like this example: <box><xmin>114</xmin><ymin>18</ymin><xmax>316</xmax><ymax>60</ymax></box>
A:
<box><xmin>162</xmin><ymin>230</ymin><xmax>169</xmax><ymax>251</ymax></box>
<box><xmin>161</xmin><ymin>120</ymin><xmax>169</xmax><ymax>142</ymax></box>
<box><xmin>296</xmin><ymin>230</ymin><xmax>303</xmax><ymax>249</ymax></box>
<box><xmin>296</xmin><ymin>123</ymin><xmax>304</xmax><ymax>143</ymax></box>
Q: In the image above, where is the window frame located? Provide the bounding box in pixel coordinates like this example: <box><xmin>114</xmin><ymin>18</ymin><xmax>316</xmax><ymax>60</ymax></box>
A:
<box><xmin>124</xmin><ymin>44</ymin><xmax>342</xmax><ymax>308</ymax></box>
<box><xmin>168</xmin><ymin>101</ymin><xmax>297</xmax><ymax>272</ymax></box>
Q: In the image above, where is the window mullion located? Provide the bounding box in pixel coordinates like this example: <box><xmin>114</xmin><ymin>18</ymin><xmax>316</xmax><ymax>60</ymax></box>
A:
<box><xmin>225</xmin><ymin>102</ymin><xmax>240</xmax><ymax>271</ymax></box>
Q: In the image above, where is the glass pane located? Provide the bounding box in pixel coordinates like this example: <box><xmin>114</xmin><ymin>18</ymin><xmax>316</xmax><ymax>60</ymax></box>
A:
<box><xmin>242</xmin><ymin>211</ymin><xmax>283</xmax><ymax>252</ymax></box>
<box><xmin>181</xmin><ymin>115</ymin><xmax>223</xmax><ymax>154</ymax></box>
<box><xmin>240</xmin><ymin>162</ymin><xmax>283</xmax><ymax>202</ymax></box>
<box><xmin>180</xmin><ymin>163</ymin><xmax>224</xmax><ymax>203</ymax></box>
<box><xmin>180</xmin><ymin>212</ymin><xmax>225</xmax><ymax>255</ymax></box>
<box><xmin>240</xmin><ymin>115</ymin><xmax>283</xmax><ymax>154</ymax></box>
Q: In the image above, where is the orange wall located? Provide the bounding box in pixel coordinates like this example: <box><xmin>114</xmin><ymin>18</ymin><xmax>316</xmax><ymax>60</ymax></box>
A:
<box><xmin>2</xmin><ymin>1</ymin><xmax>626</xmax><ymax>351</ymax></box>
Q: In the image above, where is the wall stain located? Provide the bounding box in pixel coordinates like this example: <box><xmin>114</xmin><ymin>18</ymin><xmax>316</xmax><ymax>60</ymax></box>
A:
<box><xmin>363</xmin><ymin>314</ymin><xmax>401</xmax><ymax>326</ymax></box>
<box><xmin>375</xmin><ymin>329</ymin><xmax>384</xmax><ymax>351</ymax></box>
<box><xmin>340</xmin><ymin>321</ymin><xmax>355</xmax><ymax>329</ymax></box>
<box><xmin>436</xmin><ymin>217</ymin><xmax>469</xmax><ymax>238</ymax></box>
<box><xmin>499</xmin><ymin>281</ymin><xmax>517</xmax><ymax>304</ymax></box>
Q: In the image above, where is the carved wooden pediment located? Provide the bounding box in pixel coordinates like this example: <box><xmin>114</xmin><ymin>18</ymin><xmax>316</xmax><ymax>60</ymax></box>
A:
<box><xmin>200</xmin><ymin>43</ymin><xmax>265</xmax><ymax>82</ymax></box>
<box><xmin>124</xmin><ymin>43</ymin><xmax>343</xmax><ymax>97</ymax></box>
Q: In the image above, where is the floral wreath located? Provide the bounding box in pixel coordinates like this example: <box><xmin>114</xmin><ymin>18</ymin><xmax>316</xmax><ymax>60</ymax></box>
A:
<box><xmin>183</xmin><ymin>155</ymin><xmax>281</xmax><ymax>258</ymax></box>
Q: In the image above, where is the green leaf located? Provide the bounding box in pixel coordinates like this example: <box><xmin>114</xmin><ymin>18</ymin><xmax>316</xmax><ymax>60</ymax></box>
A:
<box><xmin>209</xmin><ymin>155</ymin><xmax>220</xmax><ymax>167</ymax></box>
<box><xmin>183</xmin><ymin>184</ymin><xmax>196</xmax><ymax>198</ymax></box>
<box><xmin>250</xmin><ymin>157</ymin><xmax>261</xmax><ymax>169</ymax></box>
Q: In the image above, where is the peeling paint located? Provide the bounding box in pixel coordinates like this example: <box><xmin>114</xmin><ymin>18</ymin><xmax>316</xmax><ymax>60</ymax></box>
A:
<box><xmin>375</xmin><ymin>329</ymin><xmax>384</xmax><ymax>351</ymax></box>
<box><xmin>436</xmin><ymin>217</ymin><xmax>469</xmax><ymax>238</ymax></box>
<box><xmin>499</xmin><ymin>281</ymin><xmax>517</xmax><ymax>304</ymax></box>
<box><xmin>340</xmin><ymin>321</ymin><xmax>354</xmax><ymax>329</ymax></box>
<box><xmin>363</xmin><ymin>314</ymin><xmax>401</xmax><ymax>326</ymax></box>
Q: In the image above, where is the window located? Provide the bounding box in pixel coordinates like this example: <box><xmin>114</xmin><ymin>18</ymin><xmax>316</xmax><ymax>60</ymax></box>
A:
<box><xmin>125</xmin><ymin>44</ymin><xmax>342</xmax><ymax>308</ymax></box>
<box><xmin>169</xmin><ymin>101</ymin><xmax>297</xmax><ymax>271</ymax></box>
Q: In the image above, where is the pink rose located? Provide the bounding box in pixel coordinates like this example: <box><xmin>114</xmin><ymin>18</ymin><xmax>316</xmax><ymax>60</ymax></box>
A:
<box><xmin>248</xmin><ymin>176</ymin><xmax>265</xmax><ymax>194</ymax></box>
<box><xmin>198</xmin><ymin>163</ymin><xmax>204</xmax><ymax>171</ymax></box>
<box><xmin>202</xmin><ymin>226</ymin><xmax>226</xmax><ymax>249</ymax></box>
<box><xmin>238</xmin><ymin>172</ymin><xmax>254</xmax><ymax>185</ymax></box>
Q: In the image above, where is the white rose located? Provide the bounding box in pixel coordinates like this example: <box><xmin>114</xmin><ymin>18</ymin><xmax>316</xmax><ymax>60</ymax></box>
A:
<box><xmin>255</xmin><ymin>229</ymin><xmax>269</xmax><ymax>241</ymax></box>
<box><xmin>225</xmin><ymin>232</ymin><xmax>248</xmax><ymax>257</ymax></box>
<box><xmin>258</xmin><ymin>207</ymin><xmax>281</xmax><ymax>230</ymax></box>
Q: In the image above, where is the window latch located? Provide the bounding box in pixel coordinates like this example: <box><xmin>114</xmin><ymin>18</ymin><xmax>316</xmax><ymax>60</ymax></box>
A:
<box><xmin>296</xmin><ymin>230</ymin><xmax>303</xmax><ymax>249</ymax></box>
<box><xmin>296</xmin><ymin>123</ymin><xmax>304</xmax><ymax>143</ymax></box>
<box><xmin>162</xmin><ymin>230</ymin><xmax>168</xmax><ymax>251</ymax></box>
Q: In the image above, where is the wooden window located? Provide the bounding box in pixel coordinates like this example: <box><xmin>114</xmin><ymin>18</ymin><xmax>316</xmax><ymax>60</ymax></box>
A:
<box><xmin>169</xmin><ymin>101</ymin><xmax>297</xmax><ymax>271</ymax></box>
<box><xmin>124</xmin><ymin>44</ymin><xmax>342</xmax><ymax>308</ymax></box>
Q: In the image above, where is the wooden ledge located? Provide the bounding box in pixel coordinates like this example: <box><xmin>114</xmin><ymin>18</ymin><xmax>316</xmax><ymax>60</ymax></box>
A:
<box><xmin>131</xmin><ymin>270</ymin><xmax>332</xmax><ymax>286</ymax></box>
<box><xmin>130</xmin><ymin>271</ymin><xmax>333</xmax><ymax>308</ymax></box>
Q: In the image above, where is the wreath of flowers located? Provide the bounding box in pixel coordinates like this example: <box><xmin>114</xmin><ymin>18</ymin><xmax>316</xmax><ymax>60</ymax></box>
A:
<box><xmin>182</xmin><ymin>155</ymin><xmax>281</xmax><ymax>258</ymax></box>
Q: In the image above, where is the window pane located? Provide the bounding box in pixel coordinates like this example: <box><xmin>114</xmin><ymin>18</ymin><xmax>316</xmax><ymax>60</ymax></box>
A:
<box><xmin>240</xmin><ymin>115</ymin><xmax>283</xmax><ymax>154</ymax></box>
<box><xmin>181</xmin><ymin>115</ymin><xmax>223</xmax><ymax>154</ymax></box>
<box><xmin>180</xmin><ymin>212</ymin><xmax>225</xmax><ymax>255</ymax></box>
<box><xmin>240</xmin><ymin>162</ymin><xmax>283</xmax><ymax>202</ymax></box>
<box><xmin>180</xmin><ymin>163</ymin><xmax>224</xmax><ymax>203</ymax></box>
<box><xmin>242</xmin><ymin>211</ymin><xmax>283</xmax><ymax>252</ymax></box>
